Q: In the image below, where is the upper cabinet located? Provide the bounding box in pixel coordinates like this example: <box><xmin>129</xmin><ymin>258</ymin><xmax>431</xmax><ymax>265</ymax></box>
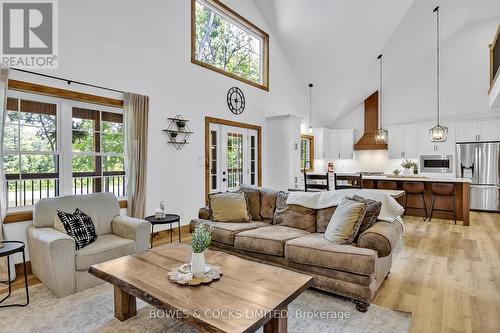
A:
<box><xmin>387</xmin><ymin>124</ymin><xmax>417</xmax><ymax>159</ymax></box>
<box><xmin>455</xmin><ymin>119</ymin><xmax>500</xmax><ymax>142</ymax></box>
<box><xmin>311</xmin><ymin>128</ymin><xmax>331</xmax><ymax>159</ymax></box>
<box><xmin>331</xmin><ymin>129</ymin><xmax>354</xmax><ymax>159</ymax></box>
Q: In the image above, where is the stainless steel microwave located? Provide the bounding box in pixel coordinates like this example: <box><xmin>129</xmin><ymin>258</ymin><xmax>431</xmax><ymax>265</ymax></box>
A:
<box><xmin>420</xmin><ymin>155</ymin><xmax>453</xmax><ymax>173</ymax></box>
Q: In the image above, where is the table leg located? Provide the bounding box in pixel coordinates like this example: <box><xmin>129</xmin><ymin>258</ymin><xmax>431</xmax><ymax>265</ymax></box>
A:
<box><xmin>263</xmin><ymin>307</ymin><xmax>288</xmax><ymax>333</ymax></box>
<box><xmin>150</xmin><ymin>224</ymin><xmax>154</xmax><ymax>249</ymax></box>
<box><xmin>170</xmin><ymin>223</ymin><xmax>173</xmax><ymax>243</ymax></box>
<box><xmin>114</xmin><ymin>286</ymin><xmax>137</xmax><ymax>321</ymax></box>
<box><xmin>178</xmin><ymin>221</ymin><xmax>181</xmax><ymax>243</ymax></box>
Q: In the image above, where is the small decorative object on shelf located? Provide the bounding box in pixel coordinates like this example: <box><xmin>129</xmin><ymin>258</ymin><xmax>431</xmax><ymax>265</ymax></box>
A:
<box><xmin>155</xmin><ymin>201</ymin><xmax>166</xmax><ymax>219</ymax></box>
<box><xmin>393</xmin><ymin>169</ymin><xmax>401</xmax><ymax>176</ymax></box>
<box><xmin>168</xmin><ymin>263</ymin><xmax>222</xmax><ymax>286</ymax></box>
<box><xmin>401</xmin><ymin>160</ymin><xmax>416</xmax><ymax>176</ymax></box>
<box><xmin>191</xmin><ymin>222</ymin><xmax>213</xmax><ymax>277</ymax></box>
<box><xmin>163</xmin><ymin>115</ymin><xmax>193</xmax><ymax>150</ymax></box>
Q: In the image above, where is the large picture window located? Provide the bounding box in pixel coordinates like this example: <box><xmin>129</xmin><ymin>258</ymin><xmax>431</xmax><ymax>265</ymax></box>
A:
<box><xmin>192</xmin><ymin>0</ymin><xmax>269</xmax><ymax>91</ymax></box>
<box><xmin>3</xmin><ymin>91</ymin><xmax>125</xmax><ymax>210</ymax></box>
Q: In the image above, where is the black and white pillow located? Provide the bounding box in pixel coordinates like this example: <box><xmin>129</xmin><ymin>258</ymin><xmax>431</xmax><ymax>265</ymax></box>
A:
<box><xmin>57</xmin><ymin>209</ymin><xmax>97</xmax><ymax>250</ymax></box>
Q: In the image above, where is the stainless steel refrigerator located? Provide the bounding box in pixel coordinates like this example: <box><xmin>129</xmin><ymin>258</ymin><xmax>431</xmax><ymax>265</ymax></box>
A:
<box><xmin>456</xmin><ymin>142</ymin><xmax>500</xmax><ymax>211</ymax></box>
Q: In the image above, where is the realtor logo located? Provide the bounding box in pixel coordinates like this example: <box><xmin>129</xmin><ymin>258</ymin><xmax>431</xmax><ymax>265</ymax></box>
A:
<box><xmin>1</xmin><ymin>0</ymin><xmax>58</xmax><ymax>68</ymax></box>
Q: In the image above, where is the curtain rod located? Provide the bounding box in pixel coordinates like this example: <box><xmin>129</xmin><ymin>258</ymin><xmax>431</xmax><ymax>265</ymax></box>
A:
<box><xmin>10</xmin><ymin>68</ymin><xmax>125</xmax><ymax>94</ymax></box>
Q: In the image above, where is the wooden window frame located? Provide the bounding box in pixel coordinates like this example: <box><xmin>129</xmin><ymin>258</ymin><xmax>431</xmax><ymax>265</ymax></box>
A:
<box><xmin>301</xmin><ymin>134</ymin><xmax>314</xmax><ymax>172</ymax></box>
<box><xmin>489</xmin><ymin>25</ymin><xmax>500</xmax><ymax>93</ymax></box>
<box><xmin>4</xmin><ymin>80</ymin><xmax>125</xmax><ymax>223</ymax></box>
<box><xmin>191</xmin><ymin>0</ymin><xmax>270</xmax><ymax>91</ymax></box>
<box><xmin>204</xmin><ymin>117</ymin><xmax>262</xmax><ymax>201</ymax></box>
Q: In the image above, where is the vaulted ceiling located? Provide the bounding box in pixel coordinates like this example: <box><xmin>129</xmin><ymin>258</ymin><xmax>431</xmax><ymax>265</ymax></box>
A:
<box><xmin>254</xmin><ymin>0</ymin><xmax>500</xmax><ymax>126</ymax></box>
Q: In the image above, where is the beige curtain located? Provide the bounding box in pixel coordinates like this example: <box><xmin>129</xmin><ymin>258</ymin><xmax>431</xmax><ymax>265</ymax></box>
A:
<box><xmin>0</xmin><ymin>66</ymin><xmax>9</xmax><ymax>282</ymax></box>
<box><xmin>124</xmin><ymin>93</ymin><xmax>149</xmax><ymax>218</ymax></box>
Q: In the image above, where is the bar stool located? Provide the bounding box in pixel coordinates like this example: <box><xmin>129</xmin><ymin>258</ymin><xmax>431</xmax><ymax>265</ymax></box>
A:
<box><xmin>403</xmin><ymin>182</ymin><xmax>427</xmax><ymax>220</ymax></box>
<box><xmin>429</xmin><ymin>183</ymin><xmax>456</xmax><ymax>224</ymax></box>
<box><xmin>377</xmin><ymin>181</ymin><xmax>397</xmax><ymax>190</ymax></box>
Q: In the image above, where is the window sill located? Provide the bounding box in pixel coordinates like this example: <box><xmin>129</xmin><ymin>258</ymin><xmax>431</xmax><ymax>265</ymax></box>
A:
<box><xmin>4</xmin><ymin>199</ymin><xmax>128</xmax><ymax>224</ymax></box>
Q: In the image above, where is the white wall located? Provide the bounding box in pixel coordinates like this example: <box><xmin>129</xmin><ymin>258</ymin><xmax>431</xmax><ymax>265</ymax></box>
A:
<box><xmin>4</xmin><ymin>0</ymin><xmax>306</xmax><ymax>262</ymax></box>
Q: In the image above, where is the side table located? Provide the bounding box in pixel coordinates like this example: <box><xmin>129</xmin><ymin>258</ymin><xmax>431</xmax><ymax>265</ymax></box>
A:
<box><xmin>144</xmin><ymin>214</ymin><xmax>181</xmax><ymax>248</ymax></box>
<box><xmin>0</xmin><ymin>241</ymin><xmax>29</xmax><ymax>307</ymax></box>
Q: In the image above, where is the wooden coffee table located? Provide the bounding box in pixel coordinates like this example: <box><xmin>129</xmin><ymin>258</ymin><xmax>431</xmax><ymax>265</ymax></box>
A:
<box><xmin>89</xmin><ymin>243</ymin><xmax>313</xmax><ymax>333</ymax></box>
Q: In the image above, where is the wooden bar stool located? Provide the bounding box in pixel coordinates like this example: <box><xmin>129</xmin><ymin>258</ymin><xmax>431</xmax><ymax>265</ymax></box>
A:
<box><xmin>403</xmin><ymin>182</ymin><xmax>427</xmax><ymax>221</ymax></box>
<box><xmin>429</xmin><ymin>183</ymin><xmax>456</xmax><ymax>224</ymax></box>
<box><xmin>377</xmin><ymin>181</ymin><xmax>397</xmax><ymax>190</ymax></box>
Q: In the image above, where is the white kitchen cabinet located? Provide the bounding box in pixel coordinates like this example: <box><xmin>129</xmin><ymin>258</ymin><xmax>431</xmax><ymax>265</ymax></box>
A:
<box><xmin>312</xmin><ymin>128</ymin><xmax>331</xmax><ymax>159</ymax></box>
<box><xmin>331</xmin><ymin>129</ymin><xmax>354</xmax><ymax>159</ymax></box>
<box><xmin>478</xmin><ymin>119</ymin><xmax>500</xmax><ymax>141</ymax></box>
<box><xmin>455</xmin><ymin>118</ymin><xmax>500</xmax><ymax>142</ymax></box>
<box><xmin>387</xmin><ymin>124</ymin><xmax>417</xmax><ymax>158</ymax></box>
<box><xmin>266</xmin><ymin>115</ymin><xmax>302</xmax><ymax>190</ymax></box>
<box><xmin>455</xmin><ymin>120</ymin><xmax>478</xmax><ymax>142</ymax></box>
<box><xmin>417</xmin><ymin>122</ymin><xmax>455</xmax><ymax>154</ymax></box>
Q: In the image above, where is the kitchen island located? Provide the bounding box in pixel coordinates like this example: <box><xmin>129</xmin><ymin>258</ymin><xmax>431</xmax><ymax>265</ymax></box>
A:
<box><xmin>362</xmin><ymin>176</ymin><xmax>471</xmax><ymax>226</ymax></box>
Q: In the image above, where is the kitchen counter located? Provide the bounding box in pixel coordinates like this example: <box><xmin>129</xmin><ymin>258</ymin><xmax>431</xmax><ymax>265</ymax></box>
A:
<box><xmin>362</xmin><ymin>176</ymin><xmax>470</xmax><ymax>226</ymax></box>
<box><xmin>362</xmin><ymin>175</ymin><xmax>472</xmax><ymax>183</ymax></box>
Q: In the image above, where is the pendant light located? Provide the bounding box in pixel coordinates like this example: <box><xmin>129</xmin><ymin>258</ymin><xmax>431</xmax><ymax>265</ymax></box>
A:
<box><xmin>375</xmin><ymin>54</ymin><xmax>388</xmax><ymax>144</ymax></box>
<box><xmin>429</xmin><ymin>6</ymin><xmax>448</xmax><ymax>142</ymax></box>
<box><xmin>308</xmin><ymin>83</ymin><xmax>314</xmax><ymax>133</ymax></box>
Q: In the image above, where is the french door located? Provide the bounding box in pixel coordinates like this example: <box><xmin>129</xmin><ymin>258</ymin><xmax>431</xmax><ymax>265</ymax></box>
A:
<box><xmin>209</xmin><ymin>123</ymin><xmax>259</xmax><ymax>193</ymax></box>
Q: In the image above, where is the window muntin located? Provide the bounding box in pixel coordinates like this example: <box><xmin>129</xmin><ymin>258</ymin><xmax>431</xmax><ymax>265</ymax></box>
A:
<box><xmin>192</xmin><ymin>0</ymin><xmax>269</xmax><ymax>90</ymax></box>
<box><xmin>3</xmin><ymin>92</ymin><xmax>125</xmax><ymax>209</ymax></box>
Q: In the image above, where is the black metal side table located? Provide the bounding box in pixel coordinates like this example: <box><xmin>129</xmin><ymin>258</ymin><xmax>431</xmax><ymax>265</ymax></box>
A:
<box><xmin>0</xmin><ymin>241</ymin><xmax>29</xmax><ymax>307</ymax></box>
<box><xmin>144</xmin><ymin>214</ymin><xmax>181</xmax><ymax>248</ymax></box>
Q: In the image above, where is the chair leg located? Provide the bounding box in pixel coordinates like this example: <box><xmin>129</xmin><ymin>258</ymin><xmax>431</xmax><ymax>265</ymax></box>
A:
<box><xmin>451</xmin><ymin>194</ymin><xmax>457</xmax><ymax>225</ymax></box>
<box><xmin>419</xmin><ymin>194</ymin><xmax>426</xmax><ymax>221</ymax></box>
<box><xmin>429</xmin><ymin>195</ymin><xmax>436</xmax><ymax>222</ymax></box>
<box><xmin>422</xmin><ymin>194</ymin><xmax>428</xmax><ymax>221</ymax></box>
<box><xmin>403</xmin><ymin>193</ymin><xmax>408</xmax><ymax>217</ymax></box>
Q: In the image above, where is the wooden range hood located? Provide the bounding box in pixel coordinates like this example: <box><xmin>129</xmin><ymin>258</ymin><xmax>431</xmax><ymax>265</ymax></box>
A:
<box><xmin>353</xmin><ymin>91</ymin><xmax>388</xmax><ymax>150</ymax></box>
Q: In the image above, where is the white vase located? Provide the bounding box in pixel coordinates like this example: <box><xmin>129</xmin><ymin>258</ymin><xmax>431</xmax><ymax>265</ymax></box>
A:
<box><xmin>190</xmin><ymin>251</ymin><xmax>206</xmax><ymax>277</ymax></box>
<box><xmin>403</xmin><ymin>168</ymin><xmax>412</xmax><ymax>176</ymax></box>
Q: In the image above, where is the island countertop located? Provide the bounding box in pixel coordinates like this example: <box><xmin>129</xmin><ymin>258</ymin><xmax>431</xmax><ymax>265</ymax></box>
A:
<box><xmin>362</xmin><ymin>175</ymin><xmax>471</xmax><ymax>183</ymax></box>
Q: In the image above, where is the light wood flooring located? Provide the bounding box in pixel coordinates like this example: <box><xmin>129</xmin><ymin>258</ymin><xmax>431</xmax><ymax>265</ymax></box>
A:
<box><xmin>2</xmin><ymin>212</ymin><xmax>499</xmax><ymax>333</ymax></box>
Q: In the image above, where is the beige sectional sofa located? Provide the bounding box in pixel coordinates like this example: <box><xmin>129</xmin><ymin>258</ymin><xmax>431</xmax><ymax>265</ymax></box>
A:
<box><xmin>191</xmin><ymin>186</ymin><xmax>404</xmax><ymax>312</ymax></box>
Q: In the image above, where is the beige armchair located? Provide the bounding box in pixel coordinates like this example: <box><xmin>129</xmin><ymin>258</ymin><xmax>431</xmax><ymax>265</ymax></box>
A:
<box><xmin>27</xmin><ymin>193</ymin><xmax>150</xmax><ymax>298</ymax></box>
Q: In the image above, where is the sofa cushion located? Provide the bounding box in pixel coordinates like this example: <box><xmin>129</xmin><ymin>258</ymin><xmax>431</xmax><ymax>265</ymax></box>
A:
<box><xmin>208</xmin><ymin>192</ymin><xmax>251</xmax><ymax>222</ymax></box>
<box><xmin>285</xmin><ymin>233</ymin><xmax>378</xmax><ymax>275</ymax></box>
<box><xmin>238</xmin><ymin>188</ymin><xmax>261</xmax><ymax>221</ymax></box>
<box><xmin>324</xmin><ymin>197</ymin><xmax>366</xmax><ymax>244</ymax></box>
<box><xmin>316</xmin><ymin>206</ymin><xmax>336</xmax><ymax>233</ymax></box>
<box><xmin>259</xmin><ymin>187</ymin><xmax>279</xmax><ymax>220</ymax></box>
<box><xmin>352</xmin><ymin>195</ymin><xmax>382</xmax><ymax>239</ymax></box>
<box><xmin>76</xmin><ymin>234</ymin><xmax>135</xmax><ymax>270</ymax></box>
<box><xmin>273</xmin><ymin>192</ymin><xmax>316</xmax><ymax>232</ymax></box>
<box><xmin>235</xmin><ymin>225</ymin><xmax>310</xmax><ymax>256</ymax></box>
<box><xmin>190</xmin><ymin>219</ymin><xmax>268</xmax><ymax>245</ymax></box>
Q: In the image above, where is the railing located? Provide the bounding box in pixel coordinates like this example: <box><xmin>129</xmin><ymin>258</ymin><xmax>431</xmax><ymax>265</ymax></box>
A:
<box><xmin>489</xmin><ymin>25</ymin><xmax>500</xmax><ymax>90</ymax></box>
<box><xmin>72</xmin><ymin>175</ymin><xmax>126</xmax><ymax>197</ymax></box>
<box><xmin>7</xmin><ymin>178</ymin><xmax>59</xmax><ymax>208</ymax></box>
<box><xmin>6</xmin><ymin>175</ymin><xmax>126</xmax><ymax>208</ymax></box>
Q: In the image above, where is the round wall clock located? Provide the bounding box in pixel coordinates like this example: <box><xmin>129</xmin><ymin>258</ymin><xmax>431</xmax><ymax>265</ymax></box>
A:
<box><xmin>227</xmin><ymin>87</ymin><xmax>245</xmax><ymax>115</ymax></box>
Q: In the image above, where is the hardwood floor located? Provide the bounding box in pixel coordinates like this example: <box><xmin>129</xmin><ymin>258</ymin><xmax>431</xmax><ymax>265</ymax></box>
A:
<box><xmin>2</xmin><ymin>213</ymin><xmax>499</xmax><ymax>333</ymax></box>
<box><xmin>374</xmin><ymin>212</ymin><xmax>500</xmax><ymax>333</ymax></box>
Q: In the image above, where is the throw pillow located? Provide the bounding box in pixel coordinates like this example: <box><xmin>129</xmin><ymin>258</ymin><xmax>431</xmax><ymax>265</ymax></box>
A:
<box><xmin>238</xmin><ymin>185</ymin><xmax>261</xmax><ymax>221</ymax></box>
<box><xmin>56</xmin><ymin>209</ymin><xmax>98</xmax><ymax>250</ymax></box>
<box><xmin>273</xmin><ymin>192</ymin><xmax>316</xmax><ymax>233</ymax></box>
<box><xmin>209</xmin><ymin>192</ymin><xmax>252</xmax><ymax>222</ymax></box>
<box><xmin>324</xmin><ymin>197</ymin><xmax>367</xmax><ymax>244</ymax></box>
<box><xmin>352</xmin><ymin>195</ymin><xmax>382</xmax><ymax>239</ymax></box>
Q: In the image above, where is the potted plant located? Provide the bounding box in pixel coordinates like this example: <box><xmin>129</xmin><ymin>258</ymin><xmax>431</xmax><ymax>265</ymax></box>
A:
<box><xmin>191</xmin><ymin>222</ymin><xmax>213</xmax><ymax>277</ymax></box>
<box><xmin>401</xmin><ymin>159</ymin><xmax>416</xmax><ymax>176</ymax></box>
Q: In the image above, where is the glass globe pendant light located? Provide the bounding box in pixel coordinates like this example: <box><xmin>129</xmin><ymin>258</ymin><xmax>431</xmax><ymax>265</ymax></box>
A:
<box><xmin>375</xmin><ymin>54</ymin><xmax>388</xmax><ymax>144</ymax></box>
<box><xmin>429</xmin><ymin>6</ymin><xmax>448</xmax><ymax>142</ymax></box>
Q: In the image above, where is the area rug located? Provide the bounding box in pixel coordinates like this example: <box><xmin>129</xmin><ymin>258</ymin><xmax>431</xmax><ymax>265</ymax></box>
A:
<box><xmin>0</xmin><ymin>283</ymin><xmax>410</xmax><ymax>333</ymax></box>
